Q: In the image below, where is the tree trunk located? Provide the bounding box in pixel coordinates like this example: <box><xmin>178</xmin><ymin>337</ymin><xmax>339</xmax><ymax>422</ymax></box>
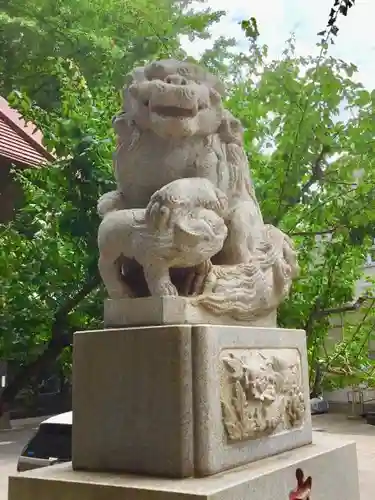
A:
<box><xmin>0</xmin><ymin>274</ymin><xmax>99</xmax><ymax>417</ymax></box>
<box><xmin>0</xmin><ymin>332</ymin><xmax>72</xmax><ymax>415</ymax></box>
<box><xmin>310</xmin><ymin>362</ymin><xmax>322</xmax><ymax>398</ymax></box>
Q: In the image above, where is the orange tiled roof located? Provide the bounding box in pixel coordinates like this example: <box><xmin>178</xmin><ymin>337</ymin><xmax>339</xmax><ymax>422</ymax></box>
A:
<box><xmin>0</xmin><ymin>97</ymin><xmax>54</xmax><ymax>167</ymax></box>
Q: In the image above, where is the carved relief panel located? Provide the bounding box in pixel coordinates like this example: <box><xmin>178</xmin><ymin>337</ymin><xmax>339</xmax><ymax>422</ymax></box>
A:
<box><xmin>220</xmin><ymin>348</ymin><xmax>305</xmax><ymax>442</ymax></box>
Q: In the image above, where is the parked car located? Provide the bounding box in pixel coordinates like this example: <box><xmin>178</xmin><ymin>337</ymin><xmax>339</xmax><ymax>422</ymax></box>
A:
<box><xmin>17</xmin><ymin>411</ymin><xmax>72</xmax><ymax>472</ymax></box>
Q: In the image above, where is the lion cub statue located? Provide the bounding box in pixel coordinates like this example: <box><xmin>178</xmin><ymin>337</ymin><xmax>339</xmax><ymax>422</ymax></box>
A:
<box><xmin>98</xmin><ymin>178</ymin><xmax>228</xmax><ymax>298</ymax></box>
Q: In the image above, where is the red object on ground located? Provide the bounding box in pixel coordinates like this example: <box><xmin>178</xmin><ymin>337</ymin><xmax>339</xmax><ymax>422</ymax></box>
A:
<box><xmin>0</xmin><ymin>96</ymin><xmax>54</xmax><ymax>167</ymax></box>
<box><xmin>289</xmin><ymin>468</ymin><xmax>312</xmax><ymax>500</ymax></box>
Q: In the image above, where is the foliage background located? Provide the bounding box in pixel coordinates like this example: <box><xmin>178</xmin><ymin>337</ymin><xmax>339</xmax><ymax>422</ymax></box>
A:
<box><xmin>1</xmin><ymin>0</ymin><xmax>375</xmax><ymax>408</ymax></box>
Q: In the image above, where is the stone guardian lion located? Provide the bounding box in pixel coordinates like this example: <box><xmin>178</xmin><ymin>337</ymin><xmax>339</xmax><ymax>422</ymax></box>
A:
<box><xmin>97</xmin><ymin>59</ymin><xmax>264</xmax><ymax>266</ymax></box>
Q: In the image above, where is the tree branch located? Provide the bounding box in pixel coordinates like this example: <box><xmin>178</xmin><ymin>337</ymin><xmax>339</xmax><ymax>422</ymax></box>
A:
<box><xmin>304</xmin><ymin>283</ymin><xmax>368</xmax><ymax>339</ymax></box>
<box><xmin>315</xmin><ymin>296</ymin><xmax>369</xmax><ymax>318</ymax></box>
<box><xmin>274</xmin><ymin>144</ymin><xmax>329</xmax><ymax>225</ymax></box>
<box><xmin>53</xmin><ymin>273</ymin><xmax>100</xmax><ymax>326</ymax></box>
<box><xmin>0</xmin><ymin>273</ymin><xmax>100</xmax><ymax>415</ymax></box>
<box><xmin>0</xmin><ymin>326</ymin><xmax>76</xmax><ymax>411</ymax></box>
<box><xmin>288</xmin><ymin>186</ymin><xmax>358</xmax><ymax>234</ymax></box>
<box><xmin>304</xmin><ymin>299</ymin><xmax>321</xmax><ymax>337</ymax></box>
<box><xmin>296</xmin><ymin>145</ymin><xmax>327</xmax><ymax>200</ymax></box>
<box><xmin>290</xmin><ymin>228</ymin><xmax>336</xmax><ymax>237</ymax></box>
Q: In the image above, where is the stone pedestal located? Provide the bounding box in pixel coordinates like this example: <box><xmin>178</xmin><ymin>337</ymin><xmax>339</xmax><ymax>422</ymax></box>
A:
<box><xmin>72</xmin><ymin>315</ymin><xmax>312</xmax><ymax>477</ymax></box>
<box><xmin>104</xmin><ymin>296</ymin><xmax>277</xmax><ymax>328</ymax></box>
<box><xmin>72</xmin><ymin>324</ymin><xmax>194</xmax><ymax>478</ymax></box>
<box><xmin>9</xmin><ymin>433</ymin><xmax>360</xmax><ymax>500</ymax></box>
<box><xmin>9</xmin><ymin>297</ymin><xmax>361</xmax><ymax>500</ymax></box>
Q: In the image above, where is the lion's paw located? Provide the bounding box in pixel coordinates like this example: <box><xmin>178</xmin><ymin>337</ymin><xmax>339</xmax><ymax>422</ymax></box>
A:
<box><xmin>153</xmin><ymin>281</ymin><xmax>178</xmax><ymax>297</ymax></box>
<box><xmin>212</xmin><ymin>188</ymin><xmax>228</xmax><ymax>214</ymax></box>
<box><xmin>145</xmin><ymin>199</ymin><xmax>174</xmax><ymax>230</ymax></box>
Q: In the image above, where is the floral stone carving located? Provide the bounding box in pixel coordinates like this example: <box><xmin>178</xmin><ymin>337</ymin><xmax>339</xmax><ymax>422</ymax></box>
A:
<box><xmin>97</xmin><ymin>59</ymin><xmax>299</xmax><ymax>322</ymax></box>
<box><xmin>220</xmin><ymin>349</ymin><xmax>305</xmax><ymax>442</ymax></box>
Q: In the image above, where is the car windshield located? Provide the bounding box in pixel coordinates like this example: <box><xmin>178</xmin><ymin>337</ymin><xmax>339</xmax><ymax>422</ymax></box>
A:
<box><xmin>21</xmin><ymin>423</ymin><xmax>71</xmax><ymax>461</ymax></box>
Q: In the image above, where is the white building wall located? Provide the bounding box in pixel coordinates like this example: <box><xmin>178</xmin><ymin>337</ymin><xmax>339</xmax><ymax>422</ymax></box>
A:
<box><xmin>324</xmin><ymin>255</ymin><xmax>375</xmax><ymax>404</ymax></box>
<box><xmin>324</xmin><ymin>388</ymin><xmax>375</xmax><ymax>404</ymax></box>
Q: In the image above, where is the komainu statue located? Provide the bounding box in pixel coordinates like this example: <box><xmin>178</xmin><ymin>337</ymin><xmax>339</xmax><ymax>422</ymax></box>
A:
<box><xmin>97</xmin><ymin>59</ymin><xmax>299</xmax><ymax>322</ymax></box>
<box><xmin>98</xmin><ymin>178</ymin><xmax>228</xmax><ymax>298</ymax></box>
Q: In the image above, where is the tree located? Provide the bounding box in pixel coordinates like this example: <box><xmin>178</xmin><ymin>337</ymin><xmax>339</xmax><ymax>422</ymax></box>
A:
<box><xmin>225</xmin><ymin>28</ymin><xmax>375</xmax><ymax>395</ymax></box>
<box><xmin>0</xmin><ymin>0</ymin><xmax>224</xmax><ymax>107</ymax></box>
<box><xmin>1</xmin><ymin>5</ymin><xmax>374</xmax><ymax>417</ymax></box>
<box><xmin>317</xmin><ymin>0</ymin><xmax>357</xmax><ymax>45</ymax></box>
<box><xmin>0</xmin><ymin>59</ymin><xmax>113</xmax><ymax>414</ymax></box>
<box><xmin>0</xmin><ymin>0</ymin><xmax>227</xmax><ymax>421</ymax></box>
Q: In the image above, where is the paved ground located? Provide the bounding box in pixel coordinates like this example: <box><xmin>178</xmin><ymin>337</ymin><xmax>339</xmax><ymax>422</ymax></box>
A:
<box><xmin>0</xmin><ymin>417</ymin><xmax>46</xmax><ymax>500</ymax></box>
<box><xmin>0</xmin><ymin>414</ymin><xmax>374</xmax><ymax>499</ymax></box>
<box><xmin>312</xmin><ymin>413</ymin><xmax>375</xmax><ymax>499</ymax></box>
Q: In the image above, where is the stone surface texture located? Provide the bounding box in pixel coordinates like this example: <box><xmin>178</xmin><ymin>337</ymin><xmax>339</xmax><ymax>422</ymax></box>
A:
<box><xmin>193</xmin><ymin>325</ymin><xmax>312</xmax><ymax>476</ymax></box>
<box><xmin>98</xmin><ymin>178</ymin><xmax>228</xmax><ymax>298</ymax></box>
<box><xmin>9</xmin><ymin>433</ymin><xmax>360</xmax><ymax>500</ymax></box>
<box><xmin>104</xmin><ymin>296</ymin><xmax>277</xmax><ymax>328</ymax></box>
<box><xmin>96</xmin><ymin>58</ymin><xmax>299</xmax><ymax>323</ymax></box>
<box><xmin>72</xmin><ymin>325</ymin><xmax>194</xmax><ymax>478</ymax></box>
<box><xmin>220</xmin><ymin>348</ymin><xmax>305</xmax><ymax>442</ymax></box>
<box><xmin>72</xmin><ymin>324</ymin><xmax>311</xmax><ymax>478</ymax></box>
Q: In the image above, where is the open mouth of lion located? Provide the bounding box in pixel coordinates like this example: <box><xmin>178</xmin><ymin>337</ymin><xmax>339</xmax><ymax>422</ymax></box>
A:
<box><xmin>148</xmin><ymin>103</ymin><xmax>199</xmax><ymax>118</ymax></box>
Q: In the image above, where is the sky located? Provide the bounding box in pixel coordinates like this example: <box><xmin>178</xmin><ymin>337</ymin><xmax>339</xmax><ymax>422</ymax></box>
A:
<box><xmin>181</xmin><ymin>0</ymin><xmax>375</xmax><ymax>89</ymax></box>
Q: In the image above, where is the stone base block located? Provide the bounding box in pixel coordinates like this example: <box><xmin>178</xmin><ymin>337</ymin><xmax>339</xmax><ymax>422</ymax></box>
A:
<box><xmin>72</xmin><ymin>324</ymin><xmax>312</xmax><ymax>477</ymax></box>
<box><xmin>9</xmin><ymin>434</ymin><xmax>360</xmax><ymax>500</ymax></box>
<box><xmin>104</xmin><ymin>296</ymin><xmax>277</xmax><ymax>328</ymax></box>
